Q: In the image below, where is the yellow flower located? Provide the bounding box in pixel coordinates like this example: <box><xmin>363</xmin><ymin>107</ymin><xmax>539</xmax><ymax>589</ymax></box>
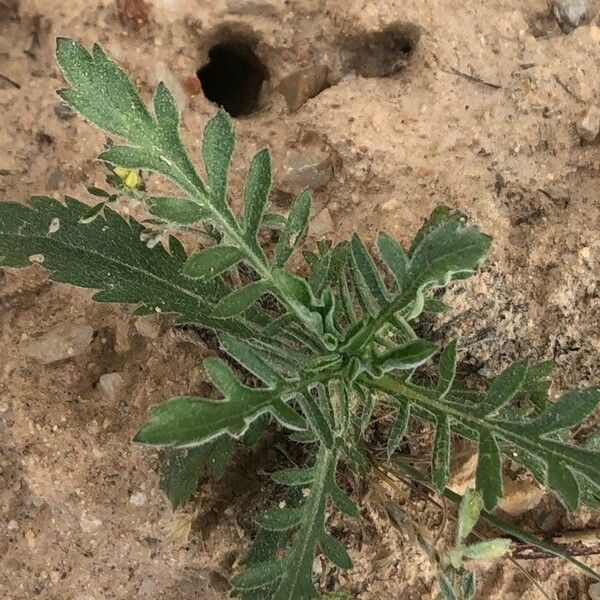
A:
<box><xmin>114</xmin><ymin>167</ymin><xmax>141</xmax><ymax>188</ymax></box>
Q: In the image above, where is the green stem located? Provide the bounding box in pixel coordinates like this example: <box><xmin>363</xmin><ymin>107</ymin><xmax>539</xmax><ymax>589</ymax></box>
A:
<box><xmin>170</xmin><ymin>170</ymin><xmax>326</xmax><ymax>349</ymax></box>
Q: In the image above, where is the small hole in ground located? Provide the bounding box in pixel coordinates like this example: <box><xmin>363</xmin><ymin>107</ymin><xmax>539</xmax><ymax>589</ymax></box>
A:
<box><xmin>343</xmin><ymin>22</ymin><xmax>421</xmax><ymax>78</ymax></box>
<box><xmin>197</xmin><ymin>42</ymin><xmax>268</xmax><ymax>117</ymax></box>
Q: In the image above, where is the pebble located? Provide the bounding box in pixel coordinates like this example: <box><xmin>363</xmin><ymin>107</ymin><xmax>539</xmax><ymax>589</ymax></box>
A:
<box><xmin>311</xmin><ymin>208</ymin><xmax>334</xmax><ymax>239</ymax></box>
<box><xmin>279</xmin><ymin>149</ymin><xmax>333</xmax><ymax>196</ymax></box>
<box><xmin>553</xmin><ymin>0</ymin><xmax>589</xmax><ymax>33</ymax></box>
<box><xmin>138</xmin><ymin>578</ymin><xmax>156</xmax><ymax>596</ymax></box>
<box><xmin>7</xmin><ymin>519</ymin><xmax>18</xmax><ymax>530</ymax></box>
<box><xmin>449</xmin><ymin>451</ymin><xmax>543</xmax><ymax>516</ymax></box>
<box><xmin>227</xmin><ymin>0</ymin><xmax>279</xmax><ymax>17</ymax></box>
<box><xmin>54</xmin><ymin>102</ymin><xmax>76</xmax><ymax>120</ymax></box>
<box><xmin>130</xmin><ymin>491</ymin><xmax>147</xmax><ymax>506</ymax></box>
<box><xmin>277</xmin><ymin>65</ymin><xmax>330</xmax><ymax>112</ymax></box>
<box><xmin>540</xmin><ymin>513</ymin><xmax>559</xmax><ymax>533</ymax></box>
<box><xmin>498</xmin><ymin>478</ymin><xmax>545</xmax><ymax>517</ymax></box>
<box><xmin>576</xmin><ymin>105</ymin><xmax>600</xmax><ymax>143</ymax></box>
<box><xmin>98</xmin><ymin>372</ymin><xmax>125</xmax><ymax>401</ymax></box>
<box><xmin>590</xmin><ymin>582</ymin><xmax>600</xmax><ymax>600</ymax></box>
<box><xmin>80</xmin><ymin>512</ymin><xmax>103</xmax><ymax>533</ymax></box>
<box><xmin>134</xmin><ymin>316</ymin><xmax>161</xmax><ymax>340</ymax></box>
<box><xmin>21</xmin><ymin>322</ymin><xmax>94</xmax><ymax>364</ymax></box>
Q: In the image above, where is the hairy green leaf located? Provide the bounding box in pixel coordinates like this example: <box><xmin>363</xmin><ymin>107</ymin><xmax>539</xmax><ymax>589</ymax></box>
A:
<box><xmin>371</xmin><ymin>373</ymin><xmax>600</xmax><ymax>512</ymax></box>
<box><xmin>476</xmin><ymin>430</ymin><xmax>503</xmax><ymax>510</ymax></box>
<box><xmin>350</xmin><ymin>234</ymin><xmax>389</xmax><ymax>307</ymax></box>
<box><xmin>386</xmin><ymin>402</ymin><xmax>410</xmax><ymax>459</ymax></box>
<box><xmin>432</xmin><ymin>414</ymin><xmax>451</xmax><ymax>492</ymax></box>
<box><xmin>457</xmin><ymin>489</ymin><xmax>483</xmax><ymax>544</ymax></box>
<box><xmin>274</xmin><ymin>190</ymin><xmax>311</xmax><ymax>267</ymax></box>
<box><xmin>377</xmin><ymin>232</ymin><xmax>408</xmax><ymax>290</ymax></box>
<box><xmin>320</xmin><ymin>532</ymin><xmax>353</xmax><ymax>569</ymax></box>
<box><xmin>244</xmin><ymin>149</ymin><xmax>272</xmax><ymax>244</ymax></box>
<box><xmin>376</xmin><ymin>338</ymin><xmax>438</xmax><ymax>373</ymax></box>
<box><xmin>183</xmin><ymin>246</ymin><xmax>244</xmax><ymax>279</ymax></box>
<box><xmin>160</xmin><ymin>445</ymin><xmax>210</xmax><ymax>509</ymax></box>
<box><xmin>461</xmin><ymin>539</ymin><xmax>511</xmax><ymax>561</ymax></box>
<box><xmin>257</xmin><ymin>506</ymin><xmax>305</xmax><ymax>531</ymax></box>
<box><xmin>148</xmin><ymin>196</ymin><xmax>210</xmax><ymax>225</ymax></box>
<box><xmin>0</xmin><ymin>197</ymin><xmax>257</xmax><ymax>336</ymax></box>
<box><xmin>213</xmin><ymin>281</ymin><xmax>272</xmax><ymax>318</ymax></box>
<box><xmin>476</xmin><ymin>361</ymin><xmax>528</xmax><ymax>417</ymax></box>
<box><xmin>202</xmin><ymin>109</ymin><xmax>236</xmax><ymax>223</ymax></box>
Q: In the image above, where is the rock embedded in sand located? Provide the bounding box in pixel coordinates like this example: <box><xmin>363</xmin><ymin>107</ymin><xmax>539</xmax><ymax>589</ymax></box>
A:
<box><xmin>53</xmin><ymin>102</ymin><xmax>76</xmax><ymax>121</ymax></box>
<box><xmin>134</xmin><ymin>316</ymin><xmax>161</xmax><ymax>340</ymax></box>
<box><xmin>279</xmin><ymin>149</ymin><xmax>333</xmax><ymax>196</ymax></box>
<box><xmin>553</xmin><ymin>0</ymin><xmax>589</xmax><ymax>33</ymax></box>
<box><xmin>311</xmin><ymin>208</ymin><xmax>334</xmax><ymax>238</ymax></box>
<box><xmin>498</xmin><ymin>478</ymin><xmax>545</xmax><ymax>516</ymax></box>
<box><xmin>98</xmin><ymin>372</ymin><xmax>125</xmax><ymax>400</ymax></box>
<box><xmin>21</xmin><ymin>322</ymin><xmax>94</xmax><ymax>364</ymax></box>
<box><xmin>277</xmin><ymin>65</ymin><xmax>330</xmax><ymax>112</ymax></box>
<box><xmin>590</xmin><ymin>582</ymin><xmax>600</xmax><ymax>600</ymax></box>
<box><xmin>129</xmin><ymin>491</ymin><xmax>147</xmax><ymax>506</ymax></box>
<box><xmin>449</xmin><ymin>450</ymin><xmax>544</xmax><ymax>516</ymax></box>
<box><xmin>576</xmin><ymin>105</ymin><xmax>600</xmax><ymax>143</ymax></box>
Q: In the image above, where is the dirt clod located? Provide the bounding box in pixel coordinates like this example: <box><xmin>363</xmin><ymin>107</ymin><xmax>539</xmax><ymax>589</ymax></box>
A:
<box><xmin>20</xmin><ymin>321</ymin><xmax>94</xmax><ymax>364</ymax></box>
<box><xmin>553</xmin><ymin>0</ymin><xmax>590</xmax><ymax>33</ymax></box>
<box><xmin>577</xmin><ymin>105</ymin><xmax>600</xmax><ymax>143</ymax></box>
<box><xmin>277</xmin><ymin>65</ymin><xmax>330</xmax><ymax>112</ymax></box>
<box><xmin>279</xmin><ymin>149</ymin><xmax>334</xmax><ymax>196</ymax></box>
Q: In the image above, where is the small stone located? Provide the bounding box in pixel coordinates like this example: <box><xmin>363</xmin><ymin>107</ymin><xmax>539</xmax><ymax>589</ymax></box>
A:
<box><xmin>498</xmin><ymin>478</ymin><xmax>545</xmax><ymax>516</ymax></box>
<box><xmin>576</xmin><ymin>106</ymin><xmax>600</xmax><ymax>143</ymax></box>
<box><xmin>130</xmin><ymin>491</ymin><xmax>147</xmax><ymax>506</ymax></box>
<box><xmin>54</xmin><ymin>102</ymin><xmax>76</xmax><ymax>120</ymax></box>
<box><xmin>0</xmin><ymin>402</ymin><xmax>9</xmax><ymax>413</ymax></box>
<box><xmin>449</xmin><ymin>451</ymin><xmax>543</xmax><ymax>516</ymax></box>
<box><xmin>50</xmin><ymin>571</ymin><xmax>61</xmax><ymax>584</ymax></box>
<box><xmin>7</xmin><ymin>519</ymin><xmax>18</xmax><ymax>530</ymax></box>
<box><xmin>25</xmin><ymin>529</ymin><xmax>36</xmax><ymax>548</ymax></box>
<box><xmin>182</xmin><ymin>75</ymin><xmax>202</xmax><ymax>96</ymax></box>
<box><xmin>311</xmin><ymin>208</ymin><xmax>333</xmax><ymax>239</ymax></box>
<box><xmin>279</xmin><ymin>149</ymin><xmax>333</xmax><ymax>196</ymax></box>
<box><xmin>98</xmin><ymin>372</ymin><xmax>125</xmax><ymax>401</ymax></box>
<box><xmin>138</xmin><ymin>578</ymin><xmax>156</xmax><ymax>596</ymax></box>
<box><xmin>21</xmin><ymin>322</ymin><xmax>94</xmax><ymax>364</ymax></box>
<box><xmin>117</xmin><ymin>0</ymin><xmax>151</xmax><ymax>32</ymax></box>
<box><xmin>134</xmin><ymin>316</ymin><xmax>161</xmax><ymax>340</ymax></box>
<box><xmin>553</xmin><ymin>0</ymin><xmax>589</xmax><ymax>33</ymax></box>
<box><xmin>277</xmin><ymin>65</ymin><xmax>330</xmax><ymax>112</ymax></box>
<box><xmin>590</xmin><ymin>582</ymin><xmax>600</xmax><ymax>600</ymax></box>
<box><xmin>227</xmin><ymin>0</ymin><xmax>279</xmax><ymax>17</ymax></box>
<box><xmin>540</xmin><ymin>513</ymin><xmax>559</xmax><ymax>533</ymax></box>
<box><xmin>80</xmin><ymin>512</ymin><xmax>102</xmax><ymax>533</ymax></box>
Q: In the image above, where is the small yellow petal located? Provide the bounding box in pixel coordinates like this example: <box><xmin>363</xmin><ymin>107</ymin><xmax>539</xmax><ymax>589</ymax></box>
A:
<box><xmin>124</xmin><ymin>171</ymin><xmax>140</xmax><ymax>188</ymax></box>
<box><xmin>113</xmin><ymin>167</ymin><xmax>129</xmax><ymax>179</ymax></box>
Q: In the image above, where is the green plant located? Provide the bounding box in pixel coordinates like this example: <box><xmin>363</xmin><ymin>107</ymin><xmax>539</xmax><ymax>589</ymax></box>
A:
<box><xmin>1</xmin><ymin>38</ymin><xmax>598</xmax><ymax>598</ymax></box>
<box><xmin>437</xmin><ymin>489</ymin><xmax>511</xmax><ymax>600</ymax></box>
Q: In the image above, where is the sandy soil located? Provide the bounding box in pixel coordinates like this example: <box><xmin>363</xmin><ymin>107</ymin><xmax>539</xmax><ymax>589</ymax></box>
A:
<box><xmin>1</xmin><ymin>0</ymin><xmax>599</xmax><ymax>598</ymax></box>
